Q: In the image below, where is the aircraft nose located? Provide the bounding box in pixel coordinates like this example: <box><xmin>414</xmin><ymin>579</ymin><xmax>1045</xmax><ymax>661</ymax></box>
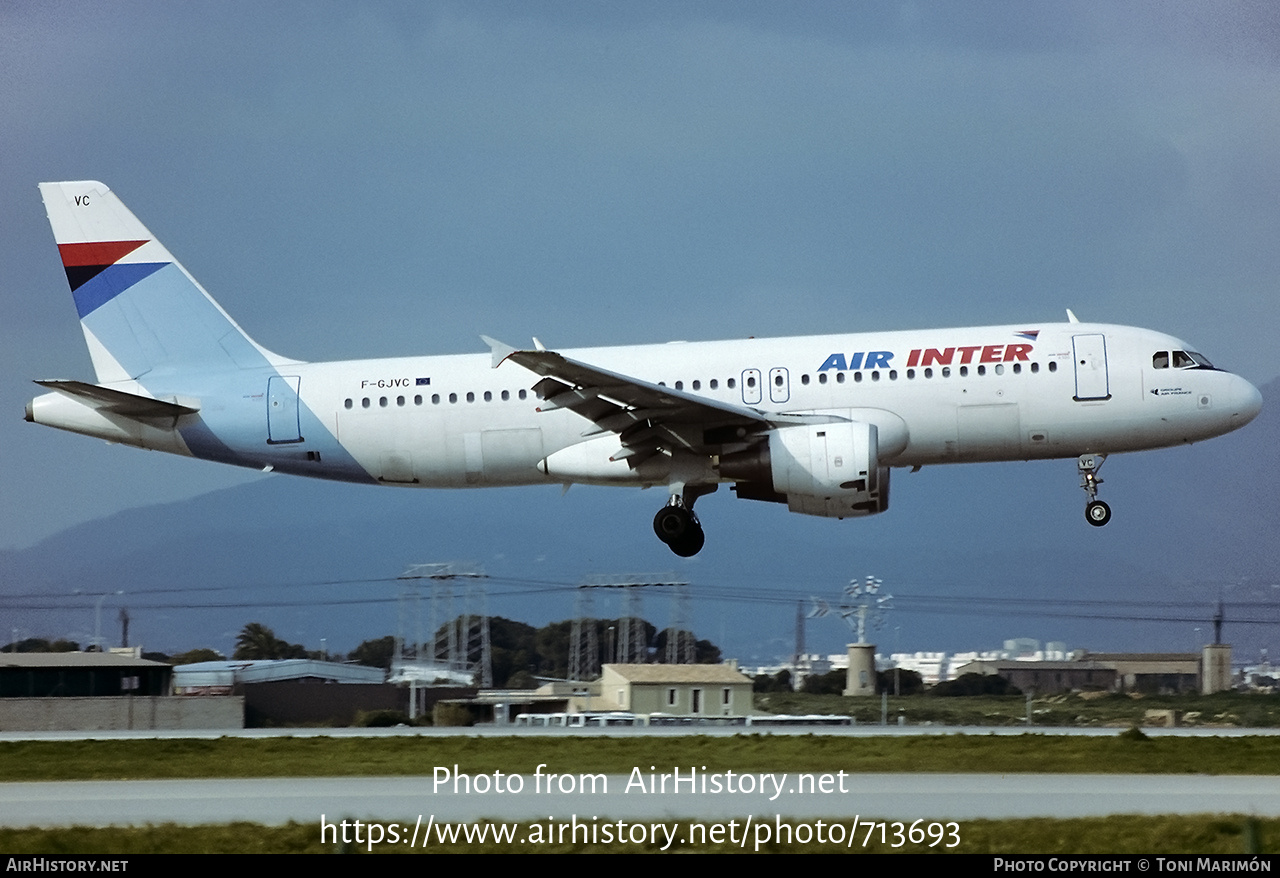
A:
<box><xmin>1232</xmin><ymin>376</ymin><xmax>1263</xmax><ymax>426</ymax></box>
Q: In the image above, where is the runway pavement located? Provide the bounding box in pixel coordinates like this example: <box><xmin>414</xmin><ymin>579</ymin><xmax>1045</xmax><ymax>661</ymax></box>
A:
<box><xmin>2</xmin><ymin>773</ymin><xmax>1279</xmax><ymax>827</ymax></box>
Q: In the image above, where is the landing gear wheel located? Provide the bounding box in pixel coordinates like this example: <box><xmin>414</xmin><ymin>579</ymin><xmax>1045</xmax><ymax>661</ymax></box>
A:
<box><xmin>653</xmin><ymin>505</ymin><xmax>705</xmax><ymax>556</ymax></box>
<box><xmin>1077</xmin><ymin>454</ymin><xmax>1111</xmax><ymax>528</ymax></box>
<box><xmin>670</xmin><ymin>525</ymin><xmax>704</xmax><ymax>557</ymax></box>
<box><xmin>653</xmin><ymin>505</ymin><xmax>692</xmax><ymax>541</ymax></box>
<box><xmin>1085</xmin><ymin>500</ymin><xmax>1111</xmax><ymax>527</ymax></box>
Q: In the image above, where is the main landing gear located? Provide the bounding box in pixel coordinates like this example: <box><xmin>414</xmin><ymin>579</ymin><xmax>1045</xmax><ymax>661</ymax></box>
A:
<box><xmin>1078</xmin><ymin>453</ymin><xmax>1111</xmax><ymax>527</ymax></box>
<box><xmin>653</xmin><ymin>484</ymin><xmax>713</xmax><ymax>557</ymax></box>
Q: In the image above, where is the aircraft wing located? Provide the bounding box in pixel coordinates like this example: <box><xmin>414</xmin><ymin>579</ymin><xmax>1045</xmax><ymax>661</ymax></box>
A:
<box><xmin>483</xmin><ymin>337</ymin><xmax>841</xmax><ymax>463</ymax></box>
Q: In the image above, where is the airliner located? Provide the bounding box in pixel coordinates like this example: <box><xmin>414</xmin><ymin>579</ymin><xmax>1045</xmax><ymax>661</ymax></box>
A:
<box><xmin>27</xmin><ymin>181</ymin><xmax>1263</xmax><ymax>556</ymax></box>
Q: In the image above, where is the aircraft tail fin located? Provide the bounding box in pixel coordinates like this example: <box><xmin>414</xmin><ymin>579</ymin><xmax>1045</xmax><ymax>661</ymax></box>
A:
<box><xmin>39</xmin><ymin>181</ymin><xmax>292</xmax><ymax>384</ymax></box>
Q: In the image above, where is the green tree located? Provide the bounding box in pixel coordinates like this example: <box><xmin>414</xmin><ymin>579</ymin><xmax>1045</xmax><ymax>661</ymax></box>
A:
<box><xmin>801</xmin><ymin>669</ymin><xmax>847</xmax><ymax>695</ymax></box>
<box><xmin>694</xmin><ymin>637</ymin><xmax>722</xmax><ymax>664</ymax></box>
<box><xmin>170</xmin><ymin>648</ymin><xmax>226</xmax><ymax>665</ymax></box>
<box><xmin>504</xmin><ymin>669</ymin><xmax>539</xmax><ymax>690</ymax></box>
<box><xmin>877</xmin><ymin>668</ymin><xmax>925</xmax><ymax>696</ymax></box>
<box><xmin>488</xmin><ymin>617</ymin><xmax>539</xmax><ymax>687</ymax></box>
<box><xmin>753</xmin><ymin>670</ymin><xmax>793</xmax><ymax>693</ymax></box>
<box><xmin>348</xmin><ymin>636</ymin><xmax>396</xmax><ymax>670</ymax></box>
<box><xmin>233</xmin><ymin>623</ymin><xmax>308</xmax><ymax>660</ymax></box>
<box><xmin>535</xmin><ymin>620</ymin><xmax>574</xmax><ymax>679</ymax></box>
<box><xmin>1</xmin><ymin>637</ymin><xmax>80</xmax><ymax>653</ymax></box>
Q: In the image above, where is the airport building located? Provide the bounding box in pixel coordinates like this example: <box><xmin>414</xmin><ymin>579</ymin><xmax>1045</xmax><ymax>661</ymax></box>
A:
<box><xmin>0</xmin><ymin>651</ymin><xmax>239</xmax><ymax>731</ymax></box>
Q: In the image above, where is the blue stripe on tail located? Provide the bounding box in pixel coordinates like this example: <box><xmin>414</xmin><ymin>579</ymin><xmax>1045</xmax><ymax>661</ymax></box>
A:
<box><xmin>72</xmin><ymin>263</ymin><xmax>168</xmax><ymax>318</ymax></box>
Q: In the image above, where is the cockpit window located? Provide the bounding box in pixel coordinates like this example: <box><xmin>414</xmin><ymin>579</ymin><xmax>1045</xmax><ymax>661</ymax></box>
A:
<box><xmin>1153</xmin><ymin>352</ymin><xmax>1169</xmax><ymax>369</ymax></box>
<box><xmin>1171</xmin><ymin>350</ymin><xmax>1215</xmax><ymax>369</ymax></box>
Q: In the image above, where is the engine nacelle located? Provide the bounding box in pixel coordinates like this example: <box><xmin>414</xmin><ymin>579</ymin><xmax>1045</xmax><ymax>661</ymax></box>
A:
<box><xmin>721</xmin><ymin>421</ymin><xmax>891</xmax><ymax>519</ymax></box>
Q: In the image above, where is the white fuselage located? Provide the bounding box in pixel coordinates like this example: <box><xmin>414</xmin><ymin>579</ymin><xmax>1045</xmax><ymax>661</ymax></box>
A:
<box><xmin>216</xmin><ymin>321</ymin><xmax>1256</xmax><ymax>488</ymax></box>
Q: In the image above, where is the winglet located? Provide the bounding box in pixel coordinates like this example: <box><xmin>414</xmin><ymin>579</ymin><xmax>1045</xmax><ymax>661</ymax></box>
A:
<box><xmin>1066</xmin><ymin>309</ymin><xmax>1080</xmax><ymax>324</ymax></box>
<box><xmin>480</xmin><ymin>335</ymin><xmax>517</xmax><ymax>368</ymax></box>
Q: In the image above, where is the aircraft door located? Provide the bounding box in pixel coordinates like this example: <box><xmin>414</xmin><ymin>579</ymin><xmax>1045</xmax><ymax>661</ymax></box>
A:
<box><xmin>741</xmin><ymin>369</ymin><xmax>762</xmax><ymax>405</ymax></box>
<box><xmin>1071</xmin><ymin>334</ymin><xmax>1111</xmax><ymax>401</ymax></box>
<box><xmin>768</xmin><ymin>367</ymin><xmax>790</xmax><ymax>404</ymax></box>
<box><xmin>267</xmin><ymin>375</ymin><xmax>303</xmax><ymax>444</ymax></box>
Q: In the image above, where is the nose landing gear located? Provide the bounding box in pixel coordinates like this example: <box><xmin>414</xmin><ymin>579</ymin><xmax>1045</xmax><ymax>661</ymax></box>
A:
<box><xmin>1078</xmin><ymin>453</ymin><xmax>1111</xmax><ymax>527</ymax></box>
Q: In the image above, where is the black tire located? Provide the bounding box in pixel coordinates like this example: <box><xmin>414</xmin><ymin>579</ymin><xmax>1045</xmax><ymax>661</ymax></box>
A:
<box><xmin>653</xmin><ymin>506</ymin><xmax>692</xmax><ymax>543</ymax></box>
<box><xmin>669</xmin><ymin>524</ymin><xmax>705</xmax><ymax>557</ymax></box>
<box><xmin>1085</xmin><ymin>500</ymin><xmax>1111</xmax><ymax>527</ymax></box>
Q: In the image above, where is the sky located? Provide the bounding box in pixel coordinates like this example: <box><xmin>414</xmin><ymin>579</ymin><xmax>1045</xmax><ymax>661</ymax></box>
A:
<box><xmin>2</xmin><ymin>2</ymin><xmax>1279</xmax><ymax>659</ymax></box>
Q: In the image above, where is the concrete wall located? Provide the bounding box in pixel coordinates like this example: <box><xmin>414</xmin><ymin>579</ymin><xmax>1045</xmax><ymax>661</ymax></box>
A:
<box><xmin>596</xmin><ymin>668</ymin><xmax>751</xmax><ymax>716</ymax></box>
<box><xmin>241</xmin><ymin>682</ymin><xmax>476</xmax><ymax>726</ymax></box>
<box><xmin>626</xmin><ymin>683</ymin><xmax>748</xmax><ymax>716</ymax></box>
<box><xmin>0</xmin><ymin>696</ymin><xmax>244</xmax><ymax>731</ymax></box>
<box><xmin>1202</xmin><ymin>644</ymin><xmax>1232</xmax><ymax>694</ymax></box>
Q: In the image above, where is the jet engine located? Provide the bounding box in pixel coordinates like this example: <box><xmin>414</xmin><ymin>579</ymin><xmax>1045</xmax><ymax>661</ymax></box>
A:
<box><xmin>721</xmin><ymin>420</ymin><xmax>890</xmax><ymax>518</ymax></box>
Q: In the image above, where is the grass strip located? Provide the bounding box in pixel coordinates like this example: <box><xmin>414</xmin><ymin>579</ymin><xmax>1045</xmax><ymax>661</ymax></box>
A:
<box><xmin>3</xmin><ymin>732</ymin><xmax>1280</xmax><ymax>781</ymax></box>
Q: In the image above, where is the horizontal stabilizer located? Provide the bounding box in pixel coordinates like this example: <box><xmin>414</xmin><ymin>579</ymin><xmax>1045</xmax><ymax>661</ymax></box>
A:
<box><xmin>34</xmin><ymin>380</ymin><xmax>199</xmax><ymax>418</ymax></box>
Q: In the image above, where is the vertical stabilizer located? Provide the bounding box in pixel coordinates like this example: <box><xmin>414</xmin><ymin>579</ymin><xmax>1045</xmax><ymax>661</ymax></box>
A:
<box><xmin>39</xmin><ymin>181</ymin><xmax>292</xmax><ymax>383</ymax></box>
